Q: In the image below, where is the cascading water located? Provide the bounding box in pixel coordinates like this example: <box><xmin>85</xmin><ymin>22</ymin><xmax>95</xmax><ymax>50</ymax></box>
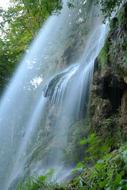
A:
<box><xmin>0</xmin><ymin>0</ymin><xmax>108</xmax><ymax>189</ymax></box>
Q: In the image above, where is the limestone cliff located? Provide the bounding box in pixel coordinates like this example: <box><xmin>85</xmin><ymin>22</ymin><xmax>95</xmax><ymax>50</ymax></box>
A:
<box><xmin>90</xmin><ymin>2</ymin><xmax>127</xmax><ymax>144</ymax></box>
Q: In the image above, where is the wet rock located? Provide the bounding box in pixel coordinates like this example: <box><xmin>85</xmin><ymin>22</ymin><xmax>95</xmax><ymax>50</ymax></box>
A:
<box><xmin>92</xmin><ymin>69</ymin><xmax>127</xmax><ymax>113</ymax></box>
<box><xmin>120</xmin><ymin>91</ymin><xmax>127</xmax><ymax>137</ymax></box>
<box><xmin>91</xmin><ymin>98</ymin><xmax>112</xmax><ymax>128</ymax></box>
<box><xmin>89</xmin><ymin>2</ymin><xmax>127</xmax><ymax>141</ymax></box>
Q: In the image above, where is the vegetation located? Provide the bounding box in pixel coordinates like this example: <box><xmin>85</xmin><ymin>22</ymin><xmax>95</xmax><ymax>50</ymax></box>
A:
<box><xmin>68</xmin><ymin>144</ymin><xmax>127</xmax><ymax>190</ymax></box>
<box><xmin>0</xmin><ymin>0</ymin><xmax>123</xmax><ymax>92</ymax></box>
<box><xmin>0</xmin><ymin>0</ymin><xmax>127</xmax><ymax>189</ymax></box>
<box><xmin>17</xmin><ymin>170</ymin><xmax>65</xmax><ymax>190</ymax></box>
<box><xmin>17</xmin><ymin>135</ymin><xmax>127</xmax><ymax>190</ymax></box>
<box><xmin>18</xmin><ymin>1</ymin><xmax>127</xmax><ymax>189</ymax></box>
<box><xmin>0</xmin><ymin>0</ymin><xmax>62</xmax><ymax>92</ymax></box>
<box><xmin>98</xmin><ymin>0</ymin><xmax>123</xmax><ymax>18</ymax></box>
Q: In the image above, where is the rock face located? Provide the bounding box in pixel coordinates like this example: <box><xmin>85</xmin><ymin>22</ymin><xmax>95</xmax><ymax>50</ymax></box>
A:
<box><xmin>120</xmin><ymin>90</ymin><xmax>127</xmax><ymax>136</ymax></box>
<box><xmin>90</xmin><ymin>2</ymin><xmax>127</xmax><ymax>143</ymax></box>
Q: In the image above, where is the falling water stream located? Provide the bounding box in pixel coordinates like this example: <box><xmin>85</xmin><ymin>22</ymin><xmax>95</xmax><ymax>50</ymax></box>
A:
<box><xmin>0</xmin><ymin>0</ymin><xmax>108</xmax><ymax>189</ymax></box>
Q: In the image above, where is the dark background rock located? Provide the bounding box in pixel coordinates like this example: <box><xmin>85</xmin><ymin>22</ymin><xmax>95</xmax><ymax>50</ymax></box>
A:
<box><xmin>89</xmin><ymin>2</ymin><xmax>127</xmax><ymax>143</ymax></box>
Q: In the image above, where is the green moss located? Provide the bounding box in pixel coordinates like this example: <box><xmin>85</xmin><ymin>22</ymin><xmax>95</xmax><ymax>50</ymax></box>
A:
<box><xmin>99</xmin><ymin>46</ymin><xmax>107</xmax><ymax>65</ymax></box>
<box><xmin>97</xmin><ymin>41</ymin><xmax>109</xmax><ymax>70</ymax></box>
<box><xmin>63</xmin><ymin>119</ymin><xmax>90</xmax><ymax>166</ymax></box>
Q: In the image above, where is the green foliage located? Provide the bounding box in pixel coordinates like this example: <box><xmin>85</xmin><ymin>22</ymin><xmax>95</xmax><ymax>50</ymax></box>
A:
<box><xmin>22</xmin><ymin>126</ymin><xmax>124</xmax><ymax>190</ymax></box>
<box><xmin>68</xmin><ymin>143</ymin><xmax>127</xmax><ymax>190</ymax></box>
<box><xmin>1</xmin><ymin>1</ymin><xmax>127</xmax><ymax>190</ymax></box>
<box><xmin>0</xmin><ymin>0</ymin><xmax>62</xmax><ymax>93</ymax></box>
<box><xmin>98</xmin><ymin>0</ymin><xmax>123</xmax><ymax>18</ymax></box>
<box><xmin>63</xmin><ymin>119</ymin><xmax>90</xmax><ymax>166</ymax></box>
<box><xmin>108</xmin><ymin>2</ymin><xmax>127</xmax><ymax>75</ymax></box>
<box><xmin>17</xmin><ymin>177</ymin><xmax>65</xmax><ymax>190</ymax></box>
<box><xmin>19</xmin><ymin>144</ymin><xmax>127</xmax><ymax>190</ymax></box>
<box><xmin>17</xmin><ymin>169</ymin><xmax>65</xmax><ymax>190</ymax></box>
<box><xmin>80</xmin><ymin>133</ymin><xmax>110</xmax><ymax>165</ymax></box>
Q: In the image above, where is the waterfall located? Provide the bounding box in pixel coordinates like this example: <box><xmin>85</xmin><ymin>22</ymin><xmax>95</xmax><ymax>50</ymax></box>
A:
<box><xmin>0</xmin><ymin>0</ymin><xmax>108</xmax><ymax>189</ymax></box>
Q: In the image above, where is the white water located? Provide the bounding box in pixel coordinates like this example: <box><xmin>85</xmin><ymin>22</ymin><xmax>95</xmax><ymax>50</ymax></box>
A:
<box><xmin>0</xmin><ymin>0</ymin><xmax>108</xmax><ymax>189</ymax></box>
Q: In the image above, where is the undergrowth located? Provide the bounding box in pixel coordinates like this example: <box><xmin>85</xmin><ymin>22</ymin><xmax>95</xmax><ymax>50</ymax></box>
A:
<box><xmin>17</xmin><ymin>133</ymin><xmax>127</xmax><ymax>190</ymax></box>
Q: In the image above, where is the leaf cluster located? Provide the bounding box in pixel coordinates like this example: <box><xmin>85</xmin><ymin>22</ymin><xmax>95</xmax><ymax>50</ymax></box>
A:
<box><xmin>0</xmin><ymin>0</ymin><xmax>62</xmax><ymax>93</ymax></box>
